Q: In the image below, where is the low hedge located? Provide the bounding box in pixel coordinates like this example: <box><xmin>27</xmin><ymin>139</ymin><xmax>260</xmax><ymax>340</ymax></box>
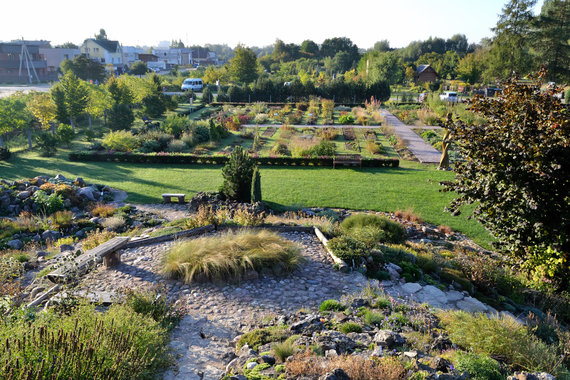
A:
<box><xmin>68</xmin><ymin>151</ymin><xmax>399</xmax><ymax>168</ymax></box>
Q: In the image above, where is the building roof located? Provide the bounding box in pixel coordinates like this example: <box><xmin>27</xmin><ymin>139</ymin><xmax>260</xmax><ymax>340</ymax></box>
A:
<box><xmin>84</xmin><ymin>38</ymin><xmax>121</xmax><ymax>53</ymax></box>
<box><xmin>417</xmin><ymin>64</ymin><xmax>435</xmax><ymax>75</ymax></box>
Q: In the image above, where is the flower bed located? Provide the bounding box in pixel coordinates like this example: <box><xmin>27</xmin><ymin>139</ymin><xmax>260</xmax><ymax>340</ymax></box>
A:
<box><xmin>69</xmin><ymin>151</ymin><xmax>399</xmax><ymax>168</ymax></box>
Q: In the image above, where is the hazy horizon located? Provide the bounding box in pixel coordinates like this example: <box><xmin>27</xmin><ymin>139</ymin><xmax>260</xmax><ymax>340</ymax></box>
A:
<box><xmin>1</xmin><ymin>0</ymin><xmax>545</xmax><ymax>50</ymax></box>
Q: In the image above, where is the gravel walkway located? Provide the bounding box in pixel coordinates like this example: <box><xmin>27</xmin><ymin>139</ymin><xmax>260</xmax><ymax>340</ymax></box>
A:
<box><xmin>382</xmin><ymin>110</ymin><xmax>442</xmax><ymax>163</ymax></box>
<box><xmin>78</xmin><ymin>231</ymin><xmax>369</xmax><ymax>379</ymax></box>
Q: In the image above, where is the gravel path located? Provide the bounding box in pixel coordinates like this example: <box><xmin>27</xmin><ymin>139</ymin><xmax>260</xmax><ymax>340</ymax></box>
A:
<box><xmin>78</xmin><ymin>231</ymin><xmax>369</xmax><ymax>379</ymax></box>
<box><xmin>382</xmin><ymin>110</ymin><xmax>442</xmax><ymax>163</ymax></box>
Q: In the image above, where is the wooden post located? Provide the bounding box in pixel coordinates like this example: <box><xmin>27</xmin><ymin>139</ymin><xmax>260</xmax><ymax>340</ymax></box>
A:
<box><xmin>103</xmin><ymin>250</ymin><xmax>121</xmax><ymax>268</ymax></box>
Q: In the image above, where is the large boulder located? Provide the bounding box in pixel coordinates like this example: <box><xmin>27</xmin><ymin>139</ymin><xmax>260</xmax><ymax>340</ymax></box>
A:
<box><xmin>42</xmin><ymin>230</ymin><xmax>61</xmax><ymax>242</ymax></box>
<box><xmin>77</xmin><ymin>187</ymin><xmax>96</xmax><ymax>201</ymax></box>
<box><xmin>7</xmin><ymin>239</ymin><xmax>23</xmax><ymax>250</ymax></box>
<box><xmin>373</xmin><ymin>330</ymin><xmax>406</xmax><ymax>349</ymax></box>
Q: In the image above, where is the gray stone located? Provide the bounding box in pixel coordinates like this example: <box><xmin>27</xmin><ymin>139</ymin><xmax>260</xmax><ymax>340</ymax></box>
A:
<box><xmin>42</xmin><ymin>230</ymin><xmax>61</xmax><ymax>242</ymax></box>
<box><xmin>325</xmin><ymin>349</ymin><xmax>338</xmax><ymax>358</ymax></box>
<box><xmin>78</xmin><ymin>187</ymin><xmax>96</xmax><ymax>201</ymax></box>
<box><xmin>75</xmin><ymin>177</ymin><xmax>86</xmax><ymax>187</ymax></box>
<box><xmin>373</xmin><ymin>330</ymin><xmax>406</xmax><ymax>348</ymax></box>
<box><xmin>414</xmin><ymin>285</ymin><xmax>447</xmax><ymax>307</ymax></box>
<box><xmin>230</xmin><ymin>376</ymin><xmax>247</xmax><ymax>380</ymax></box>
<box><xmin>456</xmin><ymin>297</ymin><xmax>488</xmax><ymax>313</ymax></box>
<box><xmin>54</xmin><ymin>174</ymin><xmax>69</xmax><ymax>181</ymax></box>
<box><xmin>245</xmin><ymin>361</ymin><xmax>257</xmax><ymax>369</ymax></box>
<box><xmin>507</xmin><ymin>372</ymin><xmax>555</xmax><ymax>380</ymax></box>
<box><xmin>319</xmin><ymin>368</ymin><xmax>350</xmax><ymax>380</ymax></box>
<box><xmin>445</xmin><ymin>290</ymin><xmax>465</xmax><ymax>302</ymax></box>
<box><xmin>401</xmin><ymin>282</ymin><xmax>422</xmax><ymax>294</ymax></box>
<box><xmin>260</xmin><ymin>355</ymin><xmax>275</xmax><ymax>365</ymax></box>
<box><xmin>59</xmin><ymin>244</ymin><xmax>74</xmax><ymax>252</ymax></box>
<box><xmin>6</xmin><ymin>239</ymin><xmax>23</xmax><ymax>250</ymax></box>
<box><xmin>17</xmin><ymin>191</ymin><xmax>31</xmax><ymax>200</ymax></box>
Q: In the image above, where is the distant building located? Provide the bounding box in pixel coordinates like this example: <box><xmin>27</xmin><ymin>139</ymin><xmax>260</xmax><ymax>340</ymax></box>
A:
<box><xmin>416</xmin><ymin>64</ymin><xmax>437</xmax><ymax>83</ymax></box>
<box><xmin>39</xmin><ymin>47</ymin><xmax>81</xmax><ymax>73</ymax></box>
<box><xmin>138</xmin><ymin>53</ymin><xmax>166</xmax><ymax>71</ymax></box>
<box><xmin>151</xmin><ymin>48</ymin><xmax>192</xmax><ymax>68</ymax></box>
<box><xmin>80</xmin><ymin>38</ymin><xmax>124</xmax><ymax>71</ymax></box>
<box><xmin>0</xmin><ymin>40</ymin><xmax>55</xmax><ymax>83</ymax></box>
<box><xmin>122</xmin><ymin>46</ymin><xmax>144</xmax><ymax>66</ymax></box>
<box><xmin>191</xmin><ymin>47</ymin><xmax>218</xmax><ymax>66</ymax></box>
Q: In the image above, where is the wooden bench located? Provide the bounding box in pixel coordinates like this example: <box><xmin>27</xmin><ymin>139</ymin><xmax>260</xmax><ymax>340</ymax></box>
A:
<box><xmin>46</xmin><ymin>237</ymin><xmax>130</xmax><ymax>283</ymax></box>
<box><xmin>162</xmin><ymin>193</ymin><xmax>186</xmax><ymax>204</ymax></box>
<box><xmin>333</xmin><ymin>154</ymin><xmax>362</xmax><ymax>169</ymax></box>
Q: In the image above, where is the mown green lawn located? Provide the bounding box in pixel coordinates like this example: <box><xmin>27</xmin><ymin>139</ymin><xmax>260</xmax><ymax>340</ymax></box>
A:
<box><xmin>1</xmin><ymin>148</ymin><xmax>492</xmax><ymax>248</ymax></box>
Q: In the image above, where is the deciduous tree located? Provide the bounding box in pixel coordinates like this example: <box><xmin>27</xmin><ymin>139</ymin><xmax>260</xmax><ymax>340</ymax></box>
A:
<box><xmin>228</xmin><ymin>45</ymin><xmax>259</xmax><ymax>84</ymax></box>
<box><xmin>441</xmin><ymin>71</ymin><xmax>570</xmax><ymax>291</ymax></box>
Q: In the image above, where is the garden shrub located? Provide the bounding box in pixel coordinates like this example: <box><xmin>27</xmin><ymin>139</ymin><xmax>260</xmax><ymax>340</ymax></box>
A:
<box><xmin>339</xmin><ymin>113</ymin><xmax>355</xmax><ymax>125</ymax></box>
<box><xmin>273</xmin><ymin>340</ymin><xmax>295</xmax><ymax>362</ymax></box>
<box><xmin>108</xmin><ymin>103</ymin><xmax>135</xmax><ymax>130</ymax></box>
<box><xmin>166</xmin><ymin>139</ymin><xmax>187</xmax><ymax>153</ymax></box>
<box><xmin>271</xmin><ymin>142</ymin><xmax>289</xmax><ymax>155</ymax></box>
<box><xmin>253</xmin><ymin>113</ymin><xmax>269</xmax><ymax>124</ymax></box>
<box><xmin>220</xmin><ymin>146</ymin><xmax>255</xmax><ymax>202</ymax></box>
<box><xmin>339</xmin><ymin>322</ymin><xmax>362</xmax><ymax>334</ymax></box>
<box><xmin>56</xmin><ymin>124</ymin><xmax>75</xmax><ymax>146</ymax></box>
<box><xmin>202</xmin><ymin>87</ymin><xmax>213</xmax><ymax>104</ymax></box>
<box><xmin>0</xmin><ymin>147</ymin><xmax>10</xmax><ymax>161</ymax></box>
<box><xmin>36</xmin><ymin>132</ymin><xmax>58</xmax><ymax>157</ymax></box>
<box><xmin>82</xmin><ymin>229</ymin><xmax>117</xmax><ymax>250</ymax></box>
<box><xmin>32</xmin><ymin>190</ymin><xmax>63</xmax><ymax>215</ymax></box>
<box><xmin>162</xmin><ymin>230</ymin><xmax>302</xmax><ymax>283</ymax></box>
<box><xmin>90</xmin><ymin>202</ymin><xmax>116</xmax><ymax>218</ymax></box>
<box><xmin>139</xmin><ymin>140</ymin><xmax>162</xmax><ymax>153</ymax></box>
<box><xmin>439</xmin><ymin>311</ymin><xmax>565</xmax><ymax>375</ymax></box>
<box><xmin>327</xmin><ymin>235</ymin><xmax>368</xmax><ymax>261</ymax></box>
<box><xmin>161</xmin><ymin>115</ymin><xmax>188</xmax><ymax>138</ymax></box>
<box><xmin>319</xmin><ymin>299</ymin><xmax>345</xmax><ymax>312</ymax></box>
<box><xmin>142</xmin><ymin>94</ymin><xmax>166</xmax><ymax>118</ymax></box>
<box><xmin>315</xmin><ymin>127</ymin><xmax>338</xmax><ymax>140</ymax></box>
<box><xmin>341</xmin><ymin>214</ymin><xmax>406</xmax><ymax>245</ymax></box>
<box><xmin>0</xmin><ymin>298</ymin><xmax>172</xmax><ymax>379</ymax></box>
<box><xmin>366</xmin><ymin>141</ymin><xmax>382</xmax><ymax>155</ymax></box>
<box><xmin>102</xmin><ymin>130</ymin><xmax>139</xmax><ymax>152</ymax></box>
<box><xmin>251</xmin><ymin>166</ymin><xmax>262</xmax><ymax>203</ymax></box>
<box><xmin>50</xmin><ymin>210</ymin><xmax>74</xmax><ymax>230</ymax></box>
<box><xmin>364</xmin><ymin>309</ymin><xmax>384</xmax><ymax>326</ymax></box>
<box><xmin>451</xmin><ymin>352</ymin><xmax>504</xmax><ymax>380</ymax></box>
<box><xmin>237</xmin><ymin>327</ymin><xmax>288</xmax><ymax>351</ymax></box>
<box><xmin>311</xmin><ymin>140</ymin><xmax>335</xmax><ymax>156</ymax></box>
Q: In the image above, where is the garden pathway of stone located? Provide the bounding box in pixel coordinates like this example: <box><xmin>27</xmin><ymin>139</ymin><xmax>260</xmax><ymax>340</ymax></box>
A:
<box><xmin>76</xmin><ymin>222</ymin><xmax>502</xmax><ymax>379</ymax></box>
<box><xmin>382</xmin><ymin>110</ymin><xmax>442</xmax><ymax>163</ymax></box>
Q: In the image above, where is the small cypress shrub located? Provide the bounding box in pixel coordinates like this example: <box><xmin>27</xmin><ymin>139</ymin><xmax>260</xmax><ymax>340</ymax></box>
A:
<box><xmin>220</xmin><ymin>146</ymin><xmax>254</xmax><ymax>202</ymax></box>
<box><xmin>251</xmin><ymin>166</ymin><xmax>262</xmax><ymax>203</ymax></box>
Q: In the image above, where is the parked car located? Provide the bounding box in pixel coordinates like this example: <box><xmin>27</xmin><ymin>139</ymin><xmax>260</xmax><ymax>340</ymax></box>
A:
<box><xmin>181</xmin><ymin>78</ymin><xmax>203</xmax><ymax>92</ymax></box>
<box><xmin>440</xmin><ymin>91</ymin><xmax>458</xmax><ymax>102</ymax></box>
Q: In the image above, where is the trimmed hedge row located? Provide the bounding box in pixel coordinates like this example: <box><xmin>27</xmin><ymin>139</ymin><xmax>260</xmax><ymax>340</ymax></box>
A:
<box><xmin>68</xmin><ymin>152</ymin><xmax>399</xmax><ymax>168</ymax></box>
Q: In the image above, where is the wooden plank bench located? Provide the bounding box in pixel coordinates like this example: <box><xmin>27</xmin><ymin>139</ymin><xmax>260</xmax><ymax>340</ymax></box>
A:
<box><xmin>162</xmin><ymin>193</ymin><xmax>186</xmax><ymax>204</ymax></box>
<box><xmin>46</xmin><ymin>237</ymin><xmax>130</xmax><ymax>283</ymax></box>
<box><xmin>333</xmin><ymin>154</ymin><xmax>362</xmax><ymax>169</ymax></box>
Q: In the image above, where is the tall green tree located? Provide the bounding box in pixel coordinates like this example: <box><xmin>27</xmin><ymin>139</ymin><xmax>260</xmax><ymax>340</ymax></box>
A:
<box><xmin>532</xmin><ymin>0</ymin><xmax>570</xmax><ymax>82</ymax></box>
<box><xmin>486</xmin><ymin>0</ymin><xmax>537</xmax><ymax>80</ymax></box>
<box><xmin>300</xmin><ymin>40</ymin><xmax>319</xmax><ymax>57</ymax></box>
<box><xmin>0</xmin><ymin>96</ymin><xmax>32</xmax><ymax>148</ymax></box>
<box><xmin>60</xmin><ymin>72</ymin><xmax>90</xmax><ymax>128</ymax></box>
<box><xmin>442</xmin><ymin>71</ymin><xmax>570</xmax><ymax>291</ymax></box>
<box><xmin>129</xmin><ymin>61</ymin><xmax>149</xmax><ymax>76</ymax></box>
<box><xmin>60</xmin><ymin>55</ymin><xmax>106</xmax><ymax>82</ymax></box>
<box><xmin>228</xmin><ymin>45</ymin><xmax>259</xmax><ymax>84</ymax></box>
<box><xmin>360</xmin><ymin>51</ymin><xmax>404</xmax><ymax>85</ymax></box>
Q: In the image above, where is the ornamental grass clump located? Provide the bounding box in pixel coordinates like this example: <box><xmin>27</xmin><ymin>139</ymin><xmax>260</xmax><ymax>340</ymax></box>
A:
<box><xmin>162</xmin><ymin>230</ymin><xmax>303</xmax><ymax>283</ymax></box>
<box><xmin>341</xmin><ymin>214</ymin><xmax>406</xmax><ymax>246</ymax></box>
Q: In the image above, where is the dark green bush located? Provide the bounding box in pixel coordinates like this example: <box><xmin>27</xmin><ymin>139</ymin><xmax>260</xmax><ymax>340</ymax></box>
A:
<box><xmin>108</xmin><ymin>103</ymin><xmax>135</xmax><ymax>131</ymax></box>
<box><xmin>319</xmin><ymin>299</ymin><xmax>345</xmax><ymax>312</ymax></box>
<box><xmin>341</xmin><ymin>214</ymin><xmax>406</xmax><ymax>245</ymax></box>
<box><xmin>56</xmin><ymin>124</ymin><xmax>75</xmax><ymax>146</ymax></box>
<box><xmin>311</xmin><ymin>140</ymin><xmax>336</xmax><ymax>156</ymax></box>
<box><xmin>339</xmin><ymin>322</ymin><xmax>362</xmax><ymax>334</ymax></box>
<box><xmin>32</xmin><ymin>190</ymin><xmax>64</xmax><ymax>215</ymax></box>
<box><xmin>220</xmin><ymin>146</ymin><xmax>255</xmax><ymax>202</ymax></box>
<box><xmin>327</xmin><ymin>235</ymin><xmax>368</xmax><ymax>261</ymax></box>
<box><xmin>36</xmin><ymin>132</ymin><xmax>58</xmax><ymax>157</ymax></box>
<box><xmin>0</xmin><ymin>147</ymin><xmax>11</xmax><ymax>161</ymax></box>
<box><xmin>251</xmin><ymin>166</ymin><xmax>262</xmax><ymax>203</ymax></box>
<box><xmin>142</xmin><ymin>95</ymin><xmax>166</xmax><ymax>118</ymax></box>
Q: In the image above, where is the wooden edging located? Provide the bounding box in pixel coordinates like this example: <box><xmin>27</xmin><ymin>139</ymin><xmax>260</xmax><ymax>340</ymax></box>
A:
<box><xmin>124</xmin><ymin>225</ymin><xmax>215</xmax><ymax>248</ymax></box>
<box><xmin>313</xmin><ymin>227</ymin><xmax>349</xmax><ymax>272</ymax></box>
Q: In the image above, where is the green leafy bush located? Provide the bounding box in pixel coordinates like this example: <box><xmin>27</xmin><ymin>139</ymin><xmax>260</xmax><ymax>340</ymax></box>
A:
<box><xmin>36</xmin><ymin>132</ymin><xmax>58</xmax><ymax>157</ymax></box>
<box><xmin>339</xmin><ymin>322</ymin><xmax>362</xmax><ymax>334</ymax></box>
<box><xmin>311</xmin><ymin>140</ymin><xmax>336</xmax><ymax>156</ymax></box>
<box><xmin>237</xmin><ymin>327</ymin><xmax>288</xmax><ymax>351</ymax></box>
<box><xmin>364</xmin><ymin>310</ymin><xmax>384</xmax><ymax>326</ymax></box>
<box><xmin>341</xmin><ymin>214</ymin><xmax>405</xmax><ymax>245</ymax></box>
<box><xmin>339</xmin><ymin>113</ymin><xmax>355</xmax><ymax>125</ymax></box>
<box><xmin>251</xmin><ymin>166</ymin><xmax>262</xmax><ymax>203</ymax></box>
<box><xmin>142</xmin><ymin>94</ymin><xmax>166</xmax><ymax>118</ymax></box>
<box><xmin>166</xmin><ymin>139</ymin><xmax>187</xmax><ymax>153</ymax></box>
<box><xmin>451</xmin><ymin>352</ymin><xmax>504</xmax><ymax>380</ymax></box>
<box><xmin>161</xmin><ymin>114</ymin><xmax>188</xmax><ymax>138</ymax></box>
<box><xmin>56</xmin><ymin>124</ymin><xmax>75</xmax><ymax>146</ymax></box>
<box><xmin>319</xmin><ymin>299</ymin><xmax>345</xmax><ymax>312</ymax></box>
<box><xmin>32</xmin><ymin>190</ymin><xmax>64</xmax><ymax>215</ymax></box>
<box><xmin>102</xmin><ymin>130</ymin><xmax>140</xmax><ymax>152</ymax></box>
<box><xmin>327</xmin><ymin>235</ymin><xmax>368</xmax><ymax>261</ymax></box>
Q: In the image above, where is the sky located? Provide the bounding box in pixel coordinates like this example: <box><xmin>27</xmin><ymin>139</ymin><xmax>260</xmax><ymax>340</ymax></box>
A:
<box><xmin>1</xmin><ymin>0</ymin><xmax>545</xmax><ymax>49</ymax></box>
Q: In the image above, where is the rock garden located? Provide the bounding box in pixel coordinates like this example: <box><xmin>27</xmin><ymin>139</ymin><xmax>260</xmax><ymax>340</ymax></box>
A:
<box><xmin>1</xmin><ymin>173</ymin><xmax>568</xmax><ymax>380</ymax></box>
